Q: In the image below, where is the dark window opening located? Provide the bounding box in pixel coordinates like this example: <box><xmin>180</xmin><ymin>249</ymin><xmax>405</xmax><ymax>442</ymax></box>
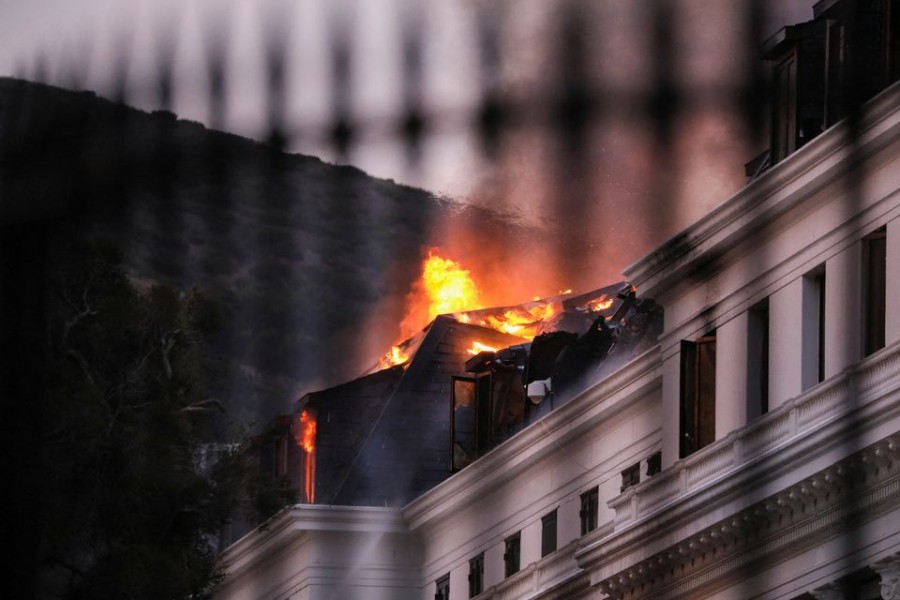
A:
<box><xmin>646</xmin><ymin>451</ymin><xmax>662</xmax><ymax>477</ymax></box>
<box><xmin>468</xmin><ymin>553</ymin><xmax>484</xmax><ymax>598</ymax></box>
<box><xmin>747</xmin><ymin>300</ymin><xmax>770</xmax><ymax>420</ymax></box>
<box><xmin>620</xmin><ymin>463</ymin><xmax>640</xmax><ymax>492</ymax></box>
<box><xmin>579</xmin><ymin>487</ymin><xmax>599</xmax><ymax>535</ymax></box>
<box><xmin>803</xmin><ymin>267</ymin><xmax>827</xmax><ymax>388</ymax></box>
<box><xmin>679</xmin><ymin>333</ymin><xmax>717</xmax><ymax>458</ymax></box>
<box><xmin>541</xmin><ymin>509</ymin><xmax>557</xmax><ymax>557</ymax></box>
<box><xmin>451</xmin><ymin>377</ymin><xmax>478</xmax><ymax>471</ymax></box>
<box><xmin>863</xmin><ymin>227</ymin><xmax>887</xmax><ymax>356</ymax></box>
<box><xmin>435</xmin><ymin>574</ymin><xmax>450</xmax><ymax>600</ymax></box>
<box><xmin>504</xmin><ymin>532</ymin><xmax>521</xmax><ymax>578</ymax></box>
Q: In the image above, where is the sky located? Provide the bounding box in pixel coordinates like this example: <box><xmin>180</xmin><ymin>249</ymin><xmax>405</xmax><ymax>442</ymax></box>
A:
<box><xmin>0</xmin><ymin>0</ymin><xmax>813</xmax><ymax>207</ymax></box>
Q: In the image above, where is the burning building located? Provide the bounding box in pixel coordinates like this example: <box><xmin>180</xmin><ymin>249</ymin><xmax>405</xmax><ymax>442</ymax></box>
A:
<box><xmin>292</xmin><ymin>280</ymin><xmax>660</xmax><ymax>508</ymax></box>
<box><xmin>216</xmin><ymin>2</ymin><xmax>900</xmax><ymax>599</ymax></box>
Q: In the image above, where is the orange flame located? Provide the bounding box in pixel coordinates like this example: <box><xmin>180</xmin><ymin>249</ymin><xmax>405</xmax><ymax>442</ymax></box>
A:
<box><xmin>586</xmin><ymin>295</ymin><xmax>614</xmax><ymax>312</ymax></box>
<box><xmin>297</xmin><ymin>409</ymin><xmax>316</xmax><ymax>503</ymax></box>
<box><xmin>378</xmin><ymin>345</ymin><xmax>410</xmax><ymax>369</ymax></box>
<box><xmin>298</xmin><ymin>410</ymin><xmax>316</xmax><ymax>454</ymax></box>
<box><xmin>477</xmin><ymin>302</ymin><xmax>558</xmax><ymax>338</ymax></box>
<box><xmin>467</xmin><ymin>341</ymin><xmax>499</xmax><ymax>356</ymax></box>
<box><xmin>422</xmin><ymin>251</ymin><xmax>483</xmax><ymax>320</ymax></box>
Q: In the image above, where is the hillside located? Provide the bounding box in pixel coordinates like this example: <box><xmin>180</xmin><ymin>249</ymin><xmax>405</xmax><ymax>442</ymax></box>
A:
<box><xmin>0</xmin><ymin>78</ymin><xmax>550</xmax><ymax>427</ymax></box>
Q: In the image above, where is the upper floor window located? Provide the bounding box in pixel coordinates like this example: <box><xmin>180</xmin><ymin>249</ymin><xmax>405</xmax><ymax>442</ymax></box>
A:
<box><xmin>802</xmin><ymin>267</ymin><xmax>827</xmax><ymax>388</ymax></box>
<box><xmin>541</xmin><ymin>509</ymin><xmax>558</xmax><ymax>557</ymax></box>
<box><xmin>504</xmin><ymin>532</ymin><xmax>521</xmax><ymax>578</ymax></box>
<box><xmin>620</xmin><ymin>462</ymin><xmax>640</xmax><ymax>493</ymax></box>
<box><xmin>679</xmin><ymin>332</ymin><xmax>716</xmax><ymax>458</ymax></box>
<box><xmin>468</xmin><ymin>552</ymin><xmax>484</xmax><ymax>598</ymax></box>
<box><xmin>579</xmin><ymin>487</ymin><xmax>599</xmax><ymax>535</ymax></box>
<box><xmin>434</xmin><ymin>574</ymin><xmax>450</xmax><ymax>600</ymax></box>
<box><xmin>747</xmin><ymin>300</ymin><xmax>770</xmax><ymax>420</ymax></box>
<box><xmin>863</xmin><ymin>227</ymin><xmax>887</xmax><ymax>356</ymax></box>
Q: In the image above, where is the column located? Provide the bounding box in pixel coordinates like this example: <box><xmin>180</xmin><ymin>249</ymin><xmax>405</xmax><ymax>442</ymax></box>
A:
<box><xmin>770</xmin><ymin>279</ymin><xmax>804</xmax><ymax>407</ymax></box>
<box><xmin>887</xmin><ymin>218</ymin><xmax>900</xmax><ymax>347</ymax></box>
<box><xmin>715</xmin><ymin>313</ymin><xmax>749</xmax><ymax>437</ymax></box>
<box><xmin>824</xmin><ymin>244</ymin><xmax>861</xmax><ymax>378</ymax></box>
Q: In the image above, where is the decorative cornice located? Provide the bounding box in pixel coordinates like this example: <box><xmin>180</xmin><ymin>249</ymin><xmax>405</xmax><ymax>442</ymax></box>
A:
<box><xmin>218</xmin><ymin>504</ymin><xmax>410</xmax><ymax>588</ymax></box>
<box><xmin>588</xmin><ymin>435</ymin><xmax>900</xmax><ymax>600</ymax></box>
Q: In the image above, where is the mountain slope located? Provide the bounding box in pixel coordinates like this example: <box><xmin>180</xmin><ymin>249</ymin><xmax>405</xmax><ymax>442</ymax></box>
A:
<box><xmin>0</xmin><ymin>78</ymin><xmax>543</xmax><ymax>426</ymax></box>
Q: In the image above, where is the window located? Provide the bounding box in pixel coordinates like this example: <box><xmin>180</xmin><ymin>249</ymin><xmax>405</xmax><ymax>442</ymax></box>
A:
<box><xmin>434</xmin><ymin>574</ymin><xmax>450</xmax><ymax>600</ymax></box>
<box><xmin>747</xmin><ymin>300</ymin><xmax>769</xmax><ymax>420</ymax></box>
<box><xmin>620</xmin><ymin>463</ymin><xmax>640</xmax><ymax>492</ymax></box>
<box><xmin>450</xmin><ymin>374</ymin><xmax>496</xmax><ymax>471</ymax></box>
<box><xmin>468</xmin><ymin>553</ymin><xmax>484</xmax><ymax>598</ymax></box>
<box><xmin>504</xmin><ymin>532</ymin><xmax>521</xmax><ymax>578</ymax></box>
<box><xmin>646</xmin><ymin>451</ymin><xmax>662</xmax><ymax>477</ymax></box>
<box><xmin>579</xmin><ymin>487</ymin><xmax>599</xmax><ymax>536</ymax></box>
<box><xmin>679</xmin><ymin>332</ymin><xmax>716</xmax><ymax>458</ymax></box>
<box><xmin>541</xmin><ymin>509</ymin><xmax>557</xmax><ymax>557</ymax></box>
<box><xmin>863</xmin><ymin>227</ymin><xmax>887</xmax><ymax>356</ymax></box>
<box><xmin>803</xmin><ymin>268</ymin><xmax>826</xmax><ymax>388</ymax></box>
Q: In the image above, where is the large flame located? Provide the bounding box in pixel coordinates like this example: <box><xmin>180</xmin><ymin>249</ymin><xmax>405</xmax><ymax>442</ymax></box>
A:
<box><xmin>422</xmin><ymin>251</ymin><xmax>483</xmax><ymax>320</ymax></box>
<box><xmin>378</xmin><ymin>250</ymin><xmax>571</xmax><ymax>370</ymax></box>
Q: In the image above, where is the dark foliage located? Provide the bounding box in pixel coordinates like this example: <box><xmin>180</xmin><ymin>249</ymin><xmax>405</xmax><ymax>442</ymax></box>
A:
<box><xmin>36</xmin><ymin>236</ymin><xmax>241</xmax><ymax>600</ymax></box>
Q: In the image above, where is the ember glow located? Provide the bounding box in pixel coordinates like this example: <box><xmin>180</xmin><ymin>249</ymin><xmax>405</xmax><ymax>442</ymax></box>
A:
<box><xmin>467</xmin><ymin>341</ymin><xmax>499</xmax><ymax>355</ymax></box>
<box><xmin>476</xmin><ymin>302</ymin><xmax>559</xmax><ymax>338</ymax></box>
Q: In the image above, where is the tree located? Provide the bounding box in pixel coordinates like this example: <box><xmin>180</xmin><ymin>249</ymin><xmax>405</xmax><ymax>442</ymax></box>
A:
<box><xmin>37</xmin><ymin>236</ymin><xmax>240</xmax><ymax>600</ymax></box>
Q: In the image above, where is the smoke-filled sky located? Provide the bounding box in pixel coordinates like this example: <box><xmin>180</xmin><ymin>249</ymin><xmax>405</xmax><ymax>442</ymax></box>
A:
<box><xmin>2</xmin><ymin>0</ymin><xmax>811</xmax><ymax>204</ymax></box>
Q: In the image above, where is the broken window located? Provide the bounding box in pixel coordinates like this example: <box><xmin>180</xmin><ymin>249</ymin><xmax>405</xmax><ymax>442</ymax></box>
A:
<box><xmin>863</xmin><ymin>227</ymin><xmax>887</xmax><ymax>356</ymax></box>
<box><xmin>541</xmin><ymin>509</ymin><xmax>557</xmax><ymax>557</ymax></box>
<box><xmin>620</xmin><ymin>463</ymin><xmax>640</xmax><ymax>493</ymax></box>
<box><xmin>452</xmin><ymin>348</ymin><xmax>529</xmax><ymax>471</ymax></box>
<box><xmin>451</xmin><ymin>377</ymin><xmax>478</xmax><ymax>470</ymax></box>
<box><xmin>468</xmin><ymin>552</ymin><xmax>484</xmax><ymax>598</ymax></box>
<box><xmin>434</xmin><ymin>574</ymin><xmax>450</xmax><ymax>600</ymax></box>
<box><xmin>504</xmin><ymin>532</ymin><xmax>521</xmax><ymax>578</ymax></box>
<box><xmin>747</xmin><ymin>300</ymin><xmax>770</xmax><ymax>420</ymax></box>
<box><xmin>579</xmin><ymin>487</ymin><xmax>599</xmax><ymax>536</ymax></box>
<box><xmin>680</xmin><ymin>334</ymin><xmax>717</xmax><ymax>458</ymax></box>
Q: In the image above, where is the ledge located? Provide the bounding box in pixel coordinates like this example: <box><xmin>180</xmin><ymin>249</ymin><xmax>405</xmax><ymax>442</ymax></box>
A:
<box><xmin>403</xmin><ymin>345</ymin><xmax>662</xmax><ymax>532</ymax></box>
<box><xmin>576</xmin><ymin>340</ymin><xmax>900</xmax><ymax>598</ymax></box>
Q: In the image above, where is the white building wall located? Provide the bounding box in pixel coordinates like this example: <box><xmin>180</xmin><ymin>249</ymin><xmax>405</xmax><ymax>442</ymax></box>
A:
<box><xmin>824</xmin><ymin>243</ymin><xmax>862</xmax><ymax>378</ymax></box>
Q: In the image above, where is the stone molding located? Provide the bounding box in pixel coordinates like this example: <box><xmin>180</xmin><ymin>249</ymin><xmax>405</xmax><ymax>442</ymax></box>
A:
<box><xmin>872</xmin><ymin>553</ymin><xmax>900</xmax><ymax>600</ymax></box>
<box><xmin>608</xmin><ymin>339</ymin><xmax>900</xmax><ymax>531</ymax></box>
<box><xmin>583</xmin><ymin>435</ymin><xmax>900</xmax><ymax>600</ymax></box>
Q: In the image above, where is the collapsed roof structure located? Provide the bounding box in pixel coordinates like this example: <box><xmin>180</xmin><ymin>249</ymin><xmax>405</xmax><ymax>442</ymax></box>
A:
<box><xmin>291</xmin><ymin>282</ymin><xmax>662</xmax><ymax>508</ymax></box>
